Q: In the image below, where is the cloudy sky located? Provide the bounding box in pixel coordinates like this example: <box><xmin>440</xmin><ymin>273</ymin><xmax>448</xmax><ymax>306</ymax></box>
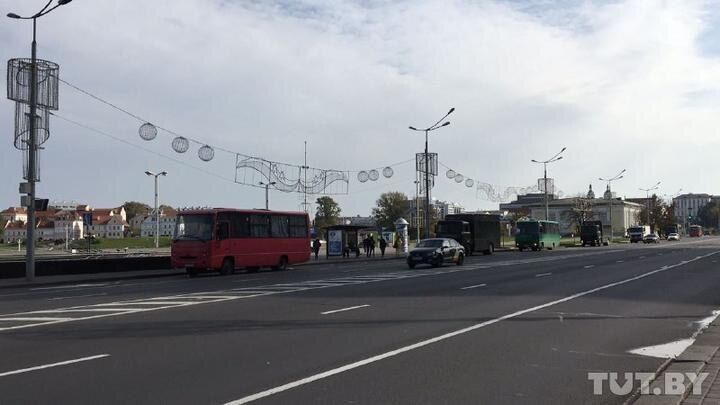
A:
<box><xmin>2</xmin><ymin>0</ymin><xmax>720</xmax><ymax>217</ymax></box>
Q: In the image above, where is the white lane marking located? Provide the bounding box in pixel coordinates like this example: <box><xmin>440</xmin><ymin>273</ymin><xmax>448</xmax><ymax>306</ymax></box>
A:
<box><xmin>0</xmin><ymin>354</ymin><xmax>110</xmax><ymax>378</ymax></box>
<box><xmin>30</xmin><ymin>283</ymin><xmax>108</xmax><ymax>291</ymax></box>
<box><xmin>232</xmin><ymin>278</ymin><xmax>266</xmax><ymax>283</ymax></box>
<box><xmin>48</xmin><ymin>293</ymin><xmax>108</xmax><ymax>301</ymax></box>
<box><xmin>321</xmin><ymin>305</ymin><xmax>370</xmax><ymax>315</ymax></box>
<box><xmin>640</xmin><ymin>256</ymin><xmax>646</xmax><ymax>259</ymax></box>
<box><xmin>224</xmin><ymin>251</ymin><xmax>719</xmax><ymax>405</ymax></box>
<box><xmin>0</xmin><ymin>249</ymin><xmax>639</xmax><ymax>332</ymax></box>
<box><xmin>535</xmin><ymin>272</ymin><xmax>552</xmax><ymax>278</ymax></box>
<box><xmin>583</xmin><ymin>265</ymin><xmax>595</xmax><ymax>269</ymax></box>
<box><xmin>0</xmin><ymin>317</ymin><xmax>73</xmax><ymax>322</ymax></box>
<box><xmin>460</xmin><ymin>283</ymin><xmax>487</xmax><ymax>290</ymax></box>
<box><xmin>616</xmin><ymin>260</ymin><xmax>624</xmax><ymax>263</ymax></box>
<box><xmin>94</xmin><ymin>301</ymin><xmax>198</xmax><ymax>306</ymax></box>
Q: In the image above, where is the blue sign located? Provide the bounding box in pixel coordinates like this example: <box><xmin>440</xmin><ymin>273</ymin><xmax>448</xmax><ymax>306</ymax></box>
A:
<box><xmin>82</xmin><ymin>213</ymin><xmax>92</xmax><ymax>227</ymax></box>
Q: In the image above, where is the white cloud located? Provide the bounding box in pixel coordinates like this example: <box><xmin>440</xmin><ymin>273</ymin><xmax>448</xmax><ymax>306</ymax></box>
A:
<box><xmin>2</xmin><ymin>0</ymin><xmax>720</xmax><ymax>215</ymax></box>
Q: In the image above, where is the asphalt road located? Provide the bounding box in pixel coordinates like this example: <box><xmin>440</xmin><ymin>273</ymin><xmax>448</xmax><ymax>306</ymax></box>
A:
<box><xmin>0</xmin><ymin>238</ymin><xmax>719</xmax><ymax>404</ymax></box>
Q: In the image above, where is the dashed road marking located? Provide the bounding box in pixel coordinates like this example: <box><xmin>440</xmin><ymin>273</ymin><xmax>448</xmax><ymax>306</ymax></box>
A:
<box><xmin>0</xmin><ymin>354</ymin><xmax>110</xmax><ymax>378</ymax></box>
<box><xmin>583</xmin><ymin>265</ymin><xmax>595</xmax><ymax>269</ymax></box>
<box><xmin>321</xmin><ymin>305</ymin><xmax>370</xmax><ymax>315</ymax></box>
<box><xmin>0</xmin><ymin>249</ymin><xmax>627</xmax><ymax>332</ymax></box>
<box><xmin>460</xmin><ymin>284</ymin><xmax>487</xmax><ymax>290</ymax></box>
<box><xmin>535</xmin><ymin>272</ymin><xmax>552</xmax><ymax>278</ymax></box>
<box><xmin>224</xmin><ymin>250</ymin><xmax>720</xmax><ymax>405</ymax></box>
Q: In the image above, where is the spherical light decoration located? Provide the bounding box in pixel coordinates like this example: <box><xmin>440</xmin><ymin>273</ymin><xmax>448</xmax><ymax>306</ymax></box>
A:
<box><xmin>382</xmin><ymin>166</ymin><xmax>394</xmax><ymax>178</ymax></box>
<box><xmin>465</xmin><ymin>178</ymin><xmax>474</xmax><ymax>188</ymax></box>
<box><xmin>454</xmin><ymin>174</ymin><xmax>464</xmax><ymax>183</ymax></box>
<box><xmin>357</xmin><ymin>171</ymin><xmax>369</xmax><ymax>183</ymax></box>
<box><xmin>198</xmin><ymin>145</ymin><xmax>215</xmax><ymax>161</ymax></box>
<box><xmin>446</xmin><ymin>169</ymin><xmax>456</xmax><ymax>179</ymax></box>
<box><xmin>368</xmin><ymin>169</ymin><xmax>379</xmax><ymax>181</ymax></box>
<box><xmin>171</xmin><ymin>136</ymin><xmax>190</xmax><ymax>153</ymax></box>
<box><xmin>139</xmin><ymin>123</ymin><xmax>157</xmax><ymax>141</ymax></box>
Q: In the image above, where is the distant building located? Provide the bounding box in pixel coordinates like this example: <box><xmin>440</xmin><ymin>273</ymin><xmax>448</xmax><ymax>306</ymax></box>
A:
<box><xmin>141</xmin><ymin>208</ymin><xmax>177</xmax><ymax>237</ymax></box>
<box><xmin>672</xmin><ymin>194</ymin><xmax>713</xmax><ymax>229</ymax></box>
<box><xmin>497</xmin><ymin>193</ymin><xmax>642</xmax><ymax>236</ymax></box>
<box><xmin>499</xmin><ymin>193</ymin><xmax>556</xmax><ymax>213</ymax></box>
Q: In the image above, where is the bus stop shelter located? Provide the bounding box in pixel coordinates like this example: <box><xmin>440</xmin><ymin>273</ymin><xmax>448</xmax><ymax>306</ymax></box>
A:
<box><xmin>324</xmin><ymin>225</ymin><xmax>379</xmax><ymax>258</ymax></box>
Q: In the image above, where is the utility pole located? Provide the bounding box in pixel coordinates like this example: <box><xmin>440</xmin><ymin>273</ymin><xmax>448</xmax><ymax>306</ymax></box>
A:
<box><xmin>145</xmin><ymin>170</ymin><xmax>167</xmax><ymax>248</ymax></box>
<box><xmin>531</xmin><ymin>147</ymin><xmax>566</xmax><ymax>221</ymax></box>
<box><xmin>259</xmin><ymin>181</ymin><xmax>276</xmax><ymax>210</ymax></box>
<box><xmin>409</xmin><ymin>108</ymin><xmax>455</xmax><ymax>239</ymax></box>
<box><xmin>639</xmin><ymin>182</ymin><xmax>661</xmax><ymax>230</ymax></box>
<box><xmin>599</xmin><ymin>169</ymin><xmax>626</xmax><ymax>241</ymax></box>
<box><xmin>7</xmin><ymin>1</ymin><xmax>73</xmax><ymax>281</ymax></box>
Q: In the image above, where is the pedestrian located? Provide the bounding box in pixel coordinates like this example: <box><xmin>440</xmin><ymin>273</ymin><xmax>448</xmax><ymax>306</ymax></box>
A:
<box><xmin>312</xmin><ymin>237</ymin><xmax>321</xmax><ymax>260</ymax></box>
<box><xmin>393</xmin><ymin>235</ymin><xmax>400</xmax><ymax>255</ymax></box>
<box><xmin>379</xmin><ymin>237</ymin><xmax>387</xmax><ymax>257</ymax></box>
<box><xmin>369</xmin><ymin>235</ymin><xmax>376</xmax><ymax>257</ymax></box>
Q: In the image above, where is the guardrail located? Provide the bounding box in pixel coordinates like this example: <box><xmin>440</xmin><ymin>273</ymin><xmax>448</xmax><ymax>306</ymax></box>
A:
<box><xmin>0</xmin><ymin>254</ymin><xmax>171</xmax><ymax>279</ymax></box>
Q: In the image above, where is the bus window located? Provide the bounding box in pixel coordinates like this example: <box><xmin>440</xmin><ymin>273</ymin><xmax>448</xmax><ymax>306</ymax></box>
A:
<box><xmin>289</xmin><ymin>215</ymin><xmax>308</xmax><ymax>238</ymax></box>
<box><xmin>271</xmin><ymin>215</ymin><xmax>289</xmax><ymax>238</ymax></box>
<box><xmin>250</xmin><ymin>214</ymin><xmax>270</xmax><ymax>238</ymax></box>
<box><xmin>216</xmin><ymin>222</ymin><xmax>229</xmax><ymax>240</ymax></box>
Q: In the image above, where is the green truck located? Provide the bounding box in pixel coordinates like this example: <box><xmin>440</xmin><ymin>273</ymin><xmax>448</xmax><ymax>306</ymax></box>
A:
<box><xmin>515</xmin><ymin>219</ymin><xmax>561</xmax><ymax>251</ymax></box>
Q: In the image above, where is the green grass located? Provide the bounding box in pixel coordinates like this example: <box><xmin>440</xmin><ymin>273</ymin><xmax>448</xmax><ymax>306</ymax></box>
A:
<box><xmin>69</xmin><ymin>237</ymin><xmax>172</xmax><ymax>249</ymax></box>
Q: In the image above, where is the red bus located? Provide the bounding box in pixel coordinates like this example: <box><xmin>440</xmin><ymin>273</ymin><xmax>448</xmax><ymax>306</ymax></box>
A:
<box><xmin>171</xmin><ymin>208</ymin><xmax>310</xmax><ymax>276</ymax></box>
<box><xmin>689</xmin><ymin>225</ymin><xmax>704</xmax><ymax>237</ymax></box>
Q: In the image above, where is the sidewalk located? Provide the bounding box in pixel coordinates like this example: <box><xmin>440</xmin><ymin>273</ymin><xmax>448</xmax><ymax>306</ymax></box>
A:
<box><xmin>633</xmin><ymin>315</ymin><xmax>720</xmax><ymax>404</ymax></box>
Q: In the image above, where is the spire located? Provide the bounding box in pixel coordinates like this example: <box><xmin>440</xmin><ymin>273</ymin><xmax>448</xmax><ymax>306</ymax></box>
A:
<box><xmin>587</xmin><ymin>184</ymin><xmax>595</xmax><ymax>199</ymax></box>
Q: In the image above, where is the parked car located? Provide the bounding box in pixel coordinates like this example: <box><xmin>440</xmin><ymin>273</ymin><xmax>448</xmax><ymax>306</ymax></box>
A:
<box><xmin>407</xmin><ymin>238</ymin><xmax>465</xmax><ymax>268</ymax></box>
<box><xmin>667</xmin><ymin>233</ymin><xmax>680</xmax><ymax>241</ymax></box>
<box><xmin>643</xmin><ymin>233</ymin><xmax>660</xmax><ymax>244</ymax></box>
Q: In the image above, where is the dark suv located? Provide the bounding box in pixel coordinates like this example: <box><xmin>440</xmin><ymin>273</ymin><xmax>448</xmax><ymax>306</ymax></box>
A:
<box><xmin>407</xmin><ymin>238</ymin><xmax>465</xmax><ymax>268</ymax></box>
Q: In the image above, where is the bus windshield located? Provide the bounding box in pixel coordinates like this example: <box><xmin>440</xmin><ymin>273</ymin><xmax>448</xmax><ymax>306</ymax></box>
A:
<box><xmin>174</xmin><ymin>214</ymin><xmax>214</xmax><ymax>241</ymax></box>
<box><xmin>517</xmin><ymin>222</ymin><xmax>539</xmax><ymax>234</ymax></box>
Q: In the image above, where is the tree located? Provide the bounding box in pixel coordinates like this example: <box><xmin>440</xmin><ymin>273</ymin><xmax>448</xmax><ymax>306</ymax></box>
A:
<box><xmin>159</xmin><ymin>204</ymin><xmax>174</xmax><ymax>212</ymax></box>
<box><xmin>123</xmin><ymin>201</ymin><xmax>150</xmax><ymax>221</ymax></box>
<box><xmin>638</xmin><ymin>194</ymin><xmax>674</xmax><ymax>232</ymax></box>
<box><xmin>373</xmin><ymin>191</ymin><xmax>408</xmax><ymax>229</ymax></box>
<box><xmin>562</xmin><ymin>197</ymin><xmax>593</xmax><ymax>235</ymax></box>
<box><xmin>0</xmin><ymin>220</ymin><xmax>5</xmax><ymax>241</ymax></box>
<box><xmin>314</xmin><ymin>196</ymin><xmax>341</xmax><ymax>237</ymax></box>
<box><xmin>697</xmin><ymin>201</ymin><xmax>720</xmax><ymax>230</ymax></box>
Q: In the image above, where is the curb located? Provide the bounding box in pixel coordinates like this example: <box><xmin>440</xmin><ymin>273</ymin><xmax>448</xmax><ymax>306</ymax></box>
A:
<box><xmin>630</xmin><ymin>317</ymin><xmax>720</xmax><ymax>404</ymax></box>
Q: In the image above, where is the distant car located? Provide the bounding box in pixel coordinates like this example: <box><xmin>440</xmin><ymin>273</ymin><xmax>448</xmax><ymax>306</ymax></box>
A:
<box><xmin>667</xmin><ymin>233</ymin><xmax>680</xmax><ymax>241</ymax></box>
<box><xmin>407</xmin><ymin>238</ymin><xmax>465</xmax><ymax>269</ymax></box>
<box><xmin>643</xmin><ymin>233</ymin><xmax>660</xmax><ymax>244</ymax></box>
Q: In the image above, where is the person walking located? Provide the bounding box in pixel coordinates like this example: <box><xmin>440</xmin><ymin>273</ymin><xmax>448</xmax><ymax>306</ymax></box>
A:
<box><xmin>369</xmin><ymin>235</ymin><xmax>376</xmax><ymax>257</ymax></box>
<box><xmin>379</xmin><ymin>236</ymin><xmax>387</xmax><ymax>257</ymax></box>
<box><xmin>312</xmin><ymin>238</ymin><xmax>321</xmax><ymax>260</ymax></box>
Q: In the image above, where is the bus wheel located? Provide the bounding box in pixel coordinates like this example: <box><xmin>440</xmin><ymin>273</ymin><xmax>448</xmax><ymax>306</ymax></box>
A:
<box><xmin>220</xmin><ymin>258</ymin><xmax>235</xmax><ymax>275</ymax></box>
<box><xmin>272</xmin><ymin>256</ymin><xmax>288</xmax><ymax>271</ymax></box>
<box><xmin>548</xmin><ymin>243</ymin><xmax>554</xmax><ymax>251</ymax></box>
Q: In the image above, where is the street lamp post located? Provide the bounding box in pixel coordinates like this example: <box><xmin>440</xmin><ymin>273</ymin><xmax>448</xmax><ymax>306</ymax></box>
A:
<box><xmin>259</xmin><ymin>181</ymin><xmax>276</xmax><ymax>210</ymax></box>
<box><xmin>409</xmin><ymin>108</ymin><xmax>455</xmax><ymax>239</ymax></box>
<box><xmin>8</xmin><ymin>0</ymin><xmax>73</xmax><ymax>282</ymax></box>
<box><xmin>413</xmin><ymin>179</ymin><xmax>420</xmax><ymax>244</ymax></box>
<box><xmin>639</xmin><ymin>181</ymin><xmax>661</xmax><ymax>230</ymax></box>
<box><xmin>531</xmin><ymin>147</ymin><xmax>566</xmax><ymax>221</ymax></box>
<box><xmin>145</xmin><ymin>170</ymin><xmax>167</xmax><ymax>248</ymax></box>
<box><xmin>599</xmin><ymin>169</ymin><xmax>626</xmax><ymax>241</ymax></box>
